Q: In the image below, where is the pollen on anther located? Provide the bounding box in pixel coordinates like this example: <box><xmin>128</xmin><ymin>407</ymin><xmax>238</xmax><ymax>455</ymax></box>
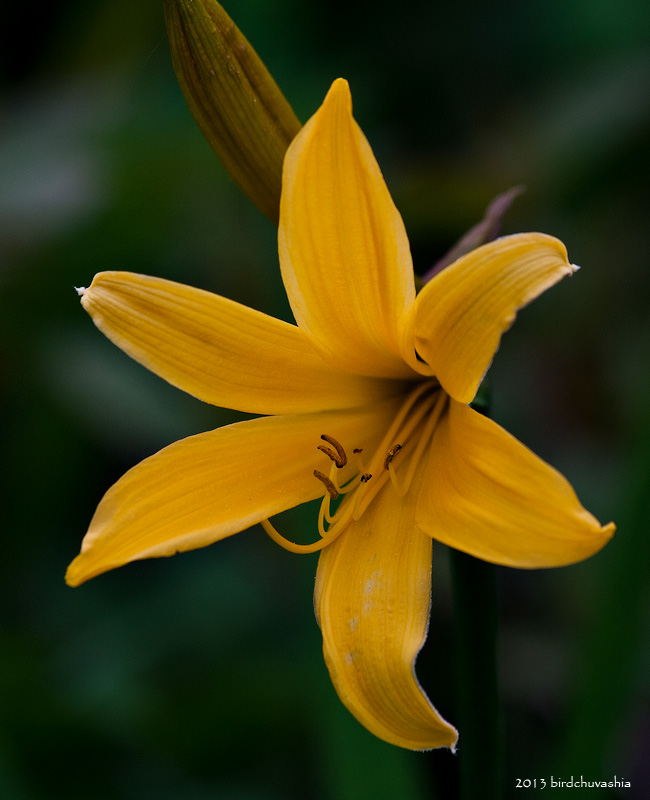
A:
<box><xmin>384</xmin><ymin>444</ymin><xmax>403</xmax><ymax>470</ymax></box>
<box><xmin>313</xmin><ymin>469</ymin><xmax>339</xmax><ymax>499</ymax></box>
<box><xmin>318</xmin><ymin>434</ymin><xmax>347</xmax><ymax>468</ymax></box>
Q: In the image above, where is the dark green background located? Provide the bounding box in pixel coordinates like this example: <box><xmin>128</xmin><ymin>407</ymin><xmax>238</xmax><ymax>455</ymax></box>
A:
<box><xmin>2</xmin><ymin>1</ymin><xmax>648</xmax><ymax>797</ymax></box>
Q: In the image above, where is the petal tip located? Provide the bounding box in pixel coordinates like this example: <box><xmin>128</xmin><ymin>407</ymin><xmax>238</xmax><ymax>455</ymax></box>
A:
<box><xmin>412</xmin><ymin>719</ymin><xmax>459</xmax><ymax>752</ymax></box>
<box><xmin>601</xmin><ymin>520</ymin><xmax>616</xmax><ymax>542</ymax></box>
<box><xmin>65</xmin><ymin>549</ymin><xmax>112</xmax><ymax>587</ymax></box>
<box><xmin>77</xmin><ymin>272</ymin><xmax>107</xmax><ymax>307</ymax></box>
<box><xmin>330</xmin><ymin>76</ymin><xmax>350</xmax><ymax>93</ymax></box>
<box><xmin>563</xmin><ymin>518</ymin><xmax>616</xmax><ymax>567</ymax></box>
<box><xmin>65</xmin><ymin>558</ymin><xmax>86</xmax><ymax>588</ymax></box>
<box><xmin>323</xmin><ymin>77</ymin><xmax>352</xmax><ymax>111</ymax></box>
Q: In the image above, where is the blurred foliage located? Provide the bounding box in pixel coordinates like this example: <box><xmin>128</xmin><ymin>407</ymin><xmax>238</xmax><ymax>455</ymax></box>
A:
<box><xmin>1</xmin><ymin>0</ymin><xmax>648</xmax><ymax>798</ymax></box>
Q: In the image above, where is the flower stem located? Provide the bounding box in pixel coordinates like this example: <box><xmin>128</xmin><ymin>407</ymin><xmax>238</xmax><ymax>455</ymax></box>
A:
<box><xmin>449</xmin><ymin>549</ymin><xmax>502</xmax><ymax>799</ymax></box>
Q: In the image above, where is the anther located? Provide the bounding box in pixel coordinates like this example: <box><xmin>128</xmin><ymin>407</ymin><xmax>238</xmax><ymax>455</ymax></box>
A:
<box><xmin>318</xmin><ymin>434</ymin><xmax>347</xmax><ymax>468</ymax></box>
<box><xmin>384</xmin><ymin>444</ymin><xmax>403</xmax><ymax>470</ymax></box>
<box><xmin>352</xmin><ymin>448</ymin><xmax>363</xmax><ymax>454</ymax></box>
<box><xmin>313</xmin><ymin>469</ymin><xmax>339</xmax><ymax>499</ymax></box>
<box><xmin>360</xmin><ymin>473</ymin><xmax>372</xmax><ymax>483</ymax></box>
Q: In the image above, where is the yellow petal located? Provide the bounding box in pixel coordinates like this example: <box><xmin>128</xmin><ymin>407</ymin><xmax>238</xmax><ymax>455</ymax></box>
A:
<box><xmin>414</xmin><ymin>233</ymin><xmax>576</xmax><ymax>403</ymax></box>
<box><xmin>416</xmin><ymin>400</ymin><xmax>615</xmax><ymax>567</ymax></box>
<box><xmin>279</xmin><ymin>78</ymin><xmax>417</xmax><ymax>380</ymax></box>
<box><xmin>314</xmin><ymin>478</ymin><xmax>458</xmax><ymax>750</ymax></box>
<box><xmin>79</xmin><ymin>272</ymin><xmax>404</xmax><ymax>415</ymax></box>
<box><xmin>67</xmin><ymin>398</ymin><xmax>402</xmax><ymax>586</ymax></box>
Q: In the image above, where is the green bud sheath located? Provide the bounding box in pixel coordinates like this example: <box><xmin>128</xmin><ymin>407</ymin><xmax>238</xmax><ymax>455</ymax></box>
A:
<box><xmin>165</xmin><ymin>0</ymin><xmax>301</xmax><ymax>224</ymax></box>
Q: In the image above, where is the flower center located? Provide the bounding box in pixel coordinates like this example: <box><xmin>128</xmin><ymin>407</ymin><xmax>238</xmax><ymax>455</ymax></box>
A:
<box><xmin>261</xmin><ymin>381</ymin><xmax>446</xmax><ymax>554</ymax></box>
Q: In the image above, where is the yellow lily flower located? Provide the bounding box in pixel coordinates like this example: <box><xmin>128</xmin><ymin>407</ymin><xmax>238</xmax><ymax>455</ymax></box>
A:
<box><xmin>66</xmin><ymin>78</ymin><xmax>614</xmax><ymax>751</ymax></box>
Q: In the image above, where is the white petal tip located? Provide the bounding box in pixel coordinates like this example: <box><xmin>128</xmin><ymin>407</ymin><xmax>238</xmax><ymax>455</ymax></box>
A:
<box><xmin>570</xmin><ymin>263</ymin><xmax>580</xmax><ymax>272</ymax></box>
<box><xmin>75</xmin><ymin>286</ymin><xmax>87</xmax><ymax>296</ymax></box>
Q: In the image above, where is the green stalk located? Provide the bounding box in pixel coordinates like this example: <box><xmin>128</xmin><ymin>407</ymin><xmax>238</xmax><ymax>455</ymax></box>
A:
<box><xmin>419</xmin><ymin>194</ymin><xmax>516</xmax><ymax>800</ymax></box>
<box><xmin>449</xmin><ymin>549</ymin><xmax>502</xmax><ymax>799</ymax></box>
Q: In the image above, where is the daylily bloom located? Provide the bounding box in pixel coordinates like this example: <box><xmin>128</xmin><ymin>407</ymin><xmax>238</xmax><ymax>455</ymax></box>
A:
<box><xmin>66</xmin><ymin>78</ymin><xmax>614</xmax><ymax>751</ymax></box>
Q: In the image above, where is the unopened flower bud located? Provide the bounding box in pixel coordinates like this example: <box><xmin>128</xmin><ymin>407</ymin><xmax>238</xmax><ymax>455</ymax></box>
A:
<box><xmin>165</xmin><ymin>0</ymin><xmax>301</xmax><ymax>224</ymax></box>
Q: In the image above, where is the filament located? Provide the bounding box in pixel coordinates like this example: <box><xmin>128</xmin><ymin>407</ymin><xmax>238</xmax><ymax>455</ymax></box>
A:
<box><xmin>351</xmin><ymin>382</ymin><xmax>439</xmax><ymax>520</ymax></box>
<box><xmin>261</xmin><ymin>380</ymin><xmax>445</xmax><ymax>556</ymax></box>
<box><xmin>261</xmin><ymin>516</ymin><xmax>347</xmax><ymax>554</ymax></box>
<box><xmin>388</xmin><ymin>391</ymin><xmax>448</xmax><ymax>497</ymax></box>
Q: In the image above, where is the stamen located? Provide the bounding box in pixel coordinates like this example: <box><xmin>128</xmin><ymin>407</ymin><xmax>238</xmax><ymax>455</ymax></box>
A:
<box><xmin>351</xmin><ymin>382</ymin><xmax>438</xmax><ymax>520</ymax></box>
<box><xmin>261</xmin><ymin>516</ymin><xmax>348</xmax><ymax>554</ymax></box>
<box><xmin>369</xmin><ymin>382</ymin><xmax>433</xmax><ymax>472</ymax></box>
<box><xmin>351</xmin><ymin>447</ymin><xmax>369</xmax><ymax>474</ymax></box>
<box><xmin>262</xmin><ymin>380</ymin><xmax>444</xmax><ymax>557</ymax></box>
<box><xmin>322</xmin><ymin>459</ymin><xmax>360</xmax><ymax>499</ymax></box>
<box><xmin>317</xmin><ymin>434</ymin><xmax>347</xmax><ymax>467</ymax></box>
<box><xmin>317</xmin><ymin>490</ymin><xmax>357</xmax><ymax>539</ymax></box>
<box><xmin>316</xmin><ymin>462</ymin><xmax>362</xmax><ymax>527</ymax></box>
<box><xmin>319</xmin><ymin>489</ymin><xmax>335</xmax><ymax>527</ymax></box>
<box><xmin>388</xmin><ymin>391</ymin><xmax>448</xmax><ymax>497</ymax></box>
<box><xmin>320</xmin><ymin>462</ymin><xmax>360</xmax><ymax>528</ymax></box>
<box><xmin>263</xmin><ymin>463</ymin><xmax>362</xmax><ymax>554</ymax></box>
<box><xmin>384</xmin><ymin>444</ymin><xmax>403</xmax><ymax>470</ymax></box>
<box><xmin>313</xmin><ymin>469</ymin><xmax>339</xmax><ymax>499</ymax></box>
